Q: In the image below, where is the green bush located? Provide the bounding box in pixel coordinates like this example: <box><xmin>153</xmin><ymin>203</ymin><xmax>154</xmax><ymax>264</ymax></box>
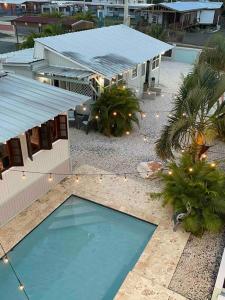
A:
<box><xmin>158</xmin><ymin>153</ymin><xmax>225</xmax><ymax>236</ymax></box>
<box><xmin>91</xmin><ymin>85</ymin><xmax>141</xmax><ymax>137</ymax></box>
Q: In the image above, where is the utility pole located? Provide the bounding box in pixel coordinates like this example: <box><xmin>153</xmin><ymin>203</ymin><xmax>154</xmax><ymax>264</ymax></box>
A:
<box><xmin>123</xmin><ymin>0</ymin><xmax>130</xmax><ymax>26</ymax></box>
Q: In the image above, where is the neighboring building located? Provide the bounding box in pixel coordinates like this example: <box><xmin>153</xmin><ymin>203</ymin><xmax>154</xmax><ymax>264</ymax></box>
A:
<box><xmin>0</xmin><ymin>0</ymin><xmax>50</xmax><ymax>16</ymax></box>
<box><xmin>0</xmin><ymin>71</ymin><xmax>89</xmax><ymax>226</ymax></box>
<box><xmin>1</xmin><ymin>25</ymin><xmax>173</xmax><ymax>98</ymax></box>
<box><xmin>41</xmin><ymin>1</ymin><xmax>152</xmax><ymax>20</ymax></box>
<box><xmin>146</xmin><ymin>1</ymin><xmax>223</xmax><ymax>29</ymax></box>
<box><xmin>11</xmin><ymin>15</ymin><xmax>94</xmax><ymax>36</ymax></box>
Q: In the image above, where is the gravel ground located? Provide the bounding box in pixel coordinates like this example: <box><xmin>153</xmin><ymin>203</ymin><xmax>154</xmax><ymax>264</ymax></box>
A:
<box><xmin>169</xmin><ymin>229</ymin><xmax>225</xmax><ymax>300</ymax></box>
<box><xmin>69</xmin><ymin>60</ymin><xmax>225</xmax><ymax>300</ymax></box>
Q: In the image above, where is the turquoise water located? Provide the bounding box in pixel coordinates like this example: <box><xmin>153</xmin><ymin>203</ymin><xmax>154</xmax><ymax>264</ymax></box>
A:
<box><xmin>0</xmin><ymin>196</ymin><xmax>156</xmax><ymax>300</ymax></box>
<box><xmin>172</xmin><ymin>47</ymin><xmax>201</xmax><ymax>64</ymax></box>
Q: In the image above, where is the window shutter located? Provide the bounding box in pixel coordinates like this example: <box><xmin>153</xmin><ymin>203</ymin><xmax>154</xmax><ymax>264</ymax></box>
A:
<box><xmin>56</xmin><ymin>115</ymin><xmax>68</xmax><ymax>139</ymax></box>
<box><xmin>7</xmin><ymin>138</ymin><xmax>24</xmax><ymax>167</ymax></box>
<box><xmin>40</xmin><ymin>122</ymin><xmax>52</xmax><ymax>150</ymax></box>
<box><xmin>25</xmin><ymin>131</ymin><xmax>33</xmax><ymax>161</ymax></box>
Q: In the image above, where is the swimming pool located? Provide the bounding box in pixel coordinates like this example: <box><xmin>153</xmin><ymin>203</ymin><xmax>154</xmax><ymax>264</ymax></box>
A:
<box><xmin>172</xmin><ymin>46</ymin><xmax>201</xmax><ymax>64</ymax></box>
<box><xmin>0</xmin><ymin>195</ymin><xmax>156</xmax><ymax>300</ymax></box>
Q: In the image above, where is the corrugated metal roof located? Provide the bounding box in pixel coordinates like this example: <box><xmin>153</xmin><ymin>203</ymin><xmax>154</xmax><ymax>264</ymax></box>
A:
<box><xmin>35</xmin><ymin>25</ymin><xmax>173</xmax><ymax>79</ymax></box>
<box><xmin>0</xmin><ymin>48</ymin><xmax>40</xmax><ymax>64</ymax></box>
<box><xmin>0</xmin><ymin>72</ymin><xmax>90</xmax><ymax>143</ymax></box>
<box><xmin>160</xmin><ymin>1</ymin><xmax>223</xmax><ymax>12</ymax></box>
<box><xmin>36</xmin><ymin>65</ymin><xmax>93</xmax><ymax>79</ymax></box>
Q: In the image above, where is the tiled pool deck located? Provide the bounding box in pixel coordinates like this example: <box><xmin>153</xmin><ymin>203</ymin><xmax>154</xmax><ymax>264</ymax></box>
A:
<box><xmin>0</xmin><ymin>165</ymin><xmax>189</xmax><ymax>299</ymax></box>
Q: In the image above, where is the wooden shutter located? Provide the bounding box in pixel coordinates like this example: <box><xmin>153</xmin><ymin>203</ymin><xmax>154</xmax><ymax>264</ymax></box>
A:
<box><xmin>40</xmin><ymin>122</ymin><xmax>52</xmax><ymax>150</ymax></box>
<box><xmin>25</xmin><ymin>131</ymin><xmax>33</xmax><ymax>161</ymax></box>
<box><xmin>7</xmin><ymin>138</ymin><xmax>24</xmax><ymax>167</ymax></box>
<box><xmin>56</xmin><ymin>115</ymin><xmax>68</xmax><ymax>139</ymax></box>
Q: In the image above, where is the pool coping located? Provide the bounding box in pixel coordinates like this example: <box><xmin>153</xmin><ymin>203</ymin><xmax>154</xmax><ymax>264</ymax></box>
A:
<box><xmin>0</xmin><ymin>166</ymin><xmax>190</xmax><ymax>300</ymax></box>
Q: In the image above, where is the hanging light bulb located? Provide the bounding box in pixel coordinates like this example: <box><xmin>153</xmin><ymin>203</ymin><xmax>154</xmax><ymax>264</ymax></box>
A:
<box><xmin>48</xmin><ymin>173</ymin><xmax>53</xmax><ymax>182</ymax></box>
<box><xmin>99</xmin><ymin>174</ymin><xmax>103</xmax><ymax>182</ymax></box>
<box><xmin>125</xmin><ymin>131</ymin><xmax>130</xmax><ymax>135</ymax></box>
<box><xmin>75</xmin><ymin>175</ymin><xmax>79</xmax><ymax>183</ymax></box>
<box><xmin>3</xmin><ymin>256</ymin><xmax>9</xmax><ymax>264</ymax></box>
<box><xmin>113</xmin><ymin>112</ymin><xmax>117</xmax><ymax>116</ymax></box>
<box><xmin>124</xmin><ymin>174</ymin><xmax>128</xmax><ymax>182</ymax></box>
<box><xmin>143</xmin><ymin>135</ymin><xmax>147</xmax><ymax>142</ymax></box>
<box><xmin>95</xmin><ymin>115</ymin><xmax>99</xmax><ymax>120</ymax></box>
<box><xmin>147</xmin><ymin>90</ymin><xmax>151</xmax><ymax>95</ymax></box>
<box><xmin>201</xmin><ymin>153</ymin><xmax>207</xmax><ymax>159</ymax></box>
<box><xmin>141</xmin><ymin>112</ymin><xmax>146</xmax><ymax>118</ymax></box>
<box><xmin>155</xmin><ymin>112</ymin><xmax>159</xmax><ymax>118</ymax></box>
<box><xmin>21</xmin><ymin>171</ymin><xmax>26</xmax><ymax>180</ymax></box>
<box><xmin>128</xmin><ymin>113</ymin><xmax>132</xmax><ymax>117</ymax></box>
<box><xmin>83</xmin><ymin>106</ymin><xmax>87</xmax><ymax>111</ymax></box>
<box><xmin>18</xmin><ymin>284</ymin><xmax>24</xmax><ymax>291</ymax></box>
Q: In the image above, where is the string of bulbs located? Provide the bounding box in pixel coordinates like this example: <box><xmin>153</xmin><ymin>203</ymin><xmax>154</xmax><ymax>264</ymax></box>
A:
<box><xmin>0</xmin><ymin>241</ymin><xmax>29</xmax><ymax>299</ymax></box>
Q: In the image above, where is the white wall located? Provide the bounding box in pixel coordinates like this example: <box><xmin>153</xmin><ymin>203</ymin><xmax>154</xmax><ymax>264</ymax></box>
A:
<box><xmin>0</xmin><ymin>134</ymin><xmax>71</xmax><ymax>226</ymax></box>
<box><xmin>212</xmin><ymin>249</ymin><xmax>225</xmax><ymax>300</ymax></box>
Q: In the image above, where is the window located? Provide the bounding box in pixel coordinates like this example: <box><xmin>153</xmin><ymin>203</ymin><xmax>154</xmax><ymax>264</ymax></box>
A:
<box><xmin>0</xmin><ymin>143</ymin><xmax>10</xmax><ymax>172</ymax></box>
<box><xmin>132</xmin><ymin>66</ymin><xmax>137</xmax><ymax>78</ymax></box>
<box><xmin>55</xmin><ymin>115</ymin><xmax>68</xmax><ymax>139</ymax></box>
<box><xmin>152</xmin><ymin>55</ymin><xmax>160</xmax><ymax>70</ymax></box>
<box><xmin>0</xmin><ymin>139</ymin><xmax>24</xmax><ymax>178</ymax></box>
<box><xmin>141</xmin><ymin>63</ymin><xmax>146</xmax><ymax>76</ymax></box>
<box><xmin>27</xmin><ymin>127</ymin><xmax>41</xmax><ymax>155</ymax></box>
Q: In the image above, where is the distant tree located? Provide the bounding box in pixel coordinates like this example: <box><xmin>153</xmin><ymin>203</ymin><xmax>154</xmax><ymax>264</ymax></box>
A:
<box><xmin>199</xmin><ymin>33</ymin><xmax>225</xmax><ymax>73</ymax></box>
<box><xmin>144</xmin><ymin>24</ymin><xmax>167</xmax><ymax>41</ymax></box>
<box><xmin>40</xmin><ymin>11</ymin><xmax>63</xmax><ymax>18</ymax></box>
<box><xmin>73</xmin><ymin>11</ymin><xmax>96</xmax><ymax>24</ymax></box>
<box><xmin>19</xmin><ymin>24</ymin><xmax>65</xmax><ymax>49</ymax></box>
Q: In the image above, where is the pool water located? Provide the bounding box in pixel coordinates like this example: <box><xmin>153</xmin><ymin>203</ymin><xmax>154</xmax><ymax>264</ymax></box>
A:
<box><xmin>0</xmin><ymin>196</ymin><xmax>156</xmax><ymax>300</ymax></box>
<box><xmin>172</xmin><ymin>47</ymin><xmax>201</xmax><ymax>64</ymax></box>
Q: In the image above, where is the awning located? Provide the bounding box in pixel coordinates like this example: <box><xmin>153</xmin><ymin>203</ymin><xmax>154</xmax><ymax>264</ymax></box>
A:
<box><xmin>36</xmin><ymin>66</ymin><xmax>94</xmax><ymax>80</ymax></box>
<box><xmin>0</xmin><ymin>72</ymin><xmax>90</xmax><ymax>143</ymax></box>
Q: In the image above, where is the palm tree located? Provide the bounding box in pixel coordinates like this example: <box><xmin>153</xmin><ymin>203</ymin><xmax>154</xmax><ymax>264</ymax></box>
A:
<box><xmin>155</xmin><ymin>153</ymin><xmax>225</xmax><ymax>236</ymax></box>
<box><xmin>91</xmin><ymin>85</ymin><xmax>140</xmax><ymax>137</ymax></box>
<box><xmin>155</xmin><ymin>64</ymin><xmax>225</xmax><ymax>161</ymax></box>
<box><xmin>199</xmin><ymin>33</ymin><xmax>225</xmax><ymax>73</ymax></box>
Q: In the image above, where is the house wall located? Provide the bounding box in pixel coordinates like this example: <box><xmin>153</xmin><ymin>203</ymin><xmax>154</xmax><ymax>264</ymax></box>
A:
<box><xmin>0</xmin><ymin>134</ymin><xmax>71</xmax><ymax>226</ymax></box>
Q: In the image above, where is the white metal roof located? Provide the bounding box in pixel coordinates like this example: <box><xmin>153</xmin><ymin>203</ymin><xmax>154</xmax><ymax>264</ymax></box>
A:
<box><xmin>0</xmin><ymin>48</ymin><xmax>40</xmax><ymax>65</ymax></box>
<box><xmin>35</xmin><ymin>25</ymin><xmax>173</xmax><ymax>78</ymax></box>
<box><xmin>0</xmin><ymin>72</ymin><xmax>90</xmax><ymax>143</ymax></box>
<box><xmin>159</xmin><ymin>1</ymin><xmax>223</xmax><ymax>12</ymax></box>
<box><xmin>36</xmin><ymin>65</ymin><xmax>93</xmax><ymax>79</ymax></box>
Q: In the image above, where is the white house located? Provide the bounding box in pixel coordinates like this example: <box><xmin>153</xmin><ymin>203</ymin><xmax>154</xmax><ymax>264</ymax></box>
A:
<box><xmin>147</xmin><ymin>1</ymin><xmax>223</xmax><ymax>29</ymax></box>
<box><xmin>0</xmin><ymin>71</ymin><xmax>89</xmax><ymax>226</ymax></box>
<box><xmin>1</xmin><ymin>25</ymin><xmax>173</xmax><ymax>98</ymax></box>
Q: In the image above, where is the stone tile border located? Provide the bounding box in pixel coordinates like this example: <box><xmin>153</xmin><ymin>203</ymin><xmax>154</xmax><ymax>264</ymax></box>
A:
<box><xmin>0</xmin><ymin>165</ymin><xmax>190</xmax><ymax>299</ymax></box>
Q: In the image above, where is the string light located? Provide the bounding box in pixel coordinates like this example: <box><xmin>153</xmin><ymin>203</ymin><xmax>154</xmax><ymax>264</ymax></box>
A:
<box><xmin>95</xmin><ymin>115</ymin><xmax>99</xmax><ymax>120</ymax></box>
<box><xmin>128</xmin><ymin>113</ymin><xmax>132</xmax><ymax>117</ymax></box>
<box><xmin>124</xmin><ymin>174</ymin><xmax>128</xmax><ymax>182</ymax></box>
<box><xmin>83</xmin><ymin>106</ymin><xmax>87</xmax><ymax>111</ymax></box>
<box><xmin>211</xmin><ymin>162</ymin><xmax>216</xmax><ymax>167</ymax></box>
<box><xmin>99</xmin><ymin>174</ymin><xmax>103</xmax><ymax>182</ymax></box>
<box><xmin>22</xmin><ymin>171</ymin><xmax>26</xmax><ymax>180</ymax></box>
<box><xmin>143</xmin><ymin>135</ymin><xmax>147</xmax><ymax>142</ymax></box>
<box><xmin>182</xmin><ymin>112</ymin><xmax>187</xmax><ymax>117</ymax></box>
<box><xmin>18</xmin><ymin>284</ymin><xmax>25</xmax><ymax>291</ymax></box>
<box><xmin>122</xmin><ymin>85</ymin><xmax>126</xmax><ymax>89</ymax></box>
<box><xmin>48</xmin><ymin>173</ymin><xmax>53</xmax><ymax>182</ymax></box>
<box><xmin>201</xmin><ymin>153</ymin><xmax>207</xmax><ymax>159</ymax></box>
<box><xmin>75</xmin><ymin>175</ymin><xmax>79</xmax><ymax>183</ymax></box>
<box><xmin>181</xmin><ymin>149</ymin><xmax>185</xmax><ymax>153</ymax></box>
<box><xmin>155</xmin><ymin>112</ymin><xmax>159</xmax><ymax>118</ymax></box>
<box><xmin>126</xmin><ymin>131</ymin><xmax>130</xmax><ymax>135</ymax></box>
<box><xmin>113</xmin><ymin>112</ymin><xmax>117</xmax><ymax>116</ymax></box>
<box><xmin>168</xmin><ymin>170</ymin><xmax>173</xmax><ymax>175</ymax></box>
<box><xmin>141</xmin><ymin>112</ymin><xmax>146</xmax><ymax>118</ymax></box>
<box><xmin>189</xmin><ymin>167</ymin><xmax>193</xmax><ymax>172</ymax></box>
<box><xmin>3</xmin><ymin>256</ymin><xmax>9</xmax><ymax>264</ymax></box>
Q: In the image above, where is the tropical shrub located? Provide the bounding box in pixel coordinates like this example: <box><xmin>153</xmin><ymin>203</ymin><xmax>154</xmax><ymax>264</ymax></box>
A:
<box><xmin>156</xmin><ymin>153</ymin><xmax>225</xmax><ymax>236</ymax></box>
<box><xmin>91</xmin><ymin>85</ymin><xmax>140</xmax><ymax>136</ymax></box>
<box><xmin>155</xmin><ymin>63</ymin><xmax>225</xmax><ymax>161</ymax></box>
